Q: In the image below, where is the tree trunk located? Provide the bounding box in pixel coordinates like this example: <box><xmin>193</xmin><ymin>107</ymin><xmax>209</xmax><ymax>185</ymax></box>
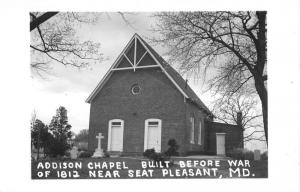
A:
<box><xmin>254</xmin><ymin>75</ymin><xmax>268</xmax><ymax>145</ymax></box>
<box><xmin>254</xmin><ymin>11</ymin><xmax>268</xmax><ymax>146</ymax></box>
<box><xmin>30</xmin><ymin>12</ymin><xmax>58</xmax><ymax>31</ymax></box>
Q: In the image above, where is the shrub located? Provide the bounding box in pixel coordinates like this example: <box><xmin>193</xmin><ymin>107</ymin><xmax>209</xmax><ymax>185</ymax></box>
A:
<box><xmin>46</xmin><ymin>138</ymin><xmax>71</xmax><ymax>157</ymax></box>
<box><xmin>261</xmin><ymin>151</ymin><xmax>268</xmax><ymax>160</ymax></box>
<box><xmin>143</xmin><ymin>148</ymin><xmax>156</xmax><ymax>159</ymax></box>
<box><xmin>104</xmin><ymin>151</ymin><xmax>110</xmax><ymax>158</ymax></box>
<box><xmin>226</xmin><ymin>148</ymin><xmax>254</xmax><ymax>160</ymax></box>
<box><xmin>153</xmin><ymin>153</ymin><xmax>169</xmax><ymax>164</ymax></box>
<box><xmin>64</xmin><ymin>151</ymin><xmax>71</xmax><ymax>158</ymax></box>
<box><xmin>243</xmin><ymin>150</ymin><xmax>254</xmax><ymax>160</ymax></box>
<box><xmin>165</xmin><ymin>139</ymin><xmax>179</xmax><ymax>156</ymax></box>
<box><xmin>78</xmin><ymin>151</ymin><xmax>93</xmax><ymax>158</ymax></box>
<box><xmin>143</xmin><ymin>148</ymin><xmax>170</xmax><ymax>167</ymax></box>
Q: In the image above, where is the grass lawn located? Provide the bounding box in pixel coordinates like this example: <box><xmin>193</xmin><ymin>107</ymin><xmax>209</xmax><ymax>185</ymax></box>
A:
<box><xmin>32</xmin><ymin>157</ymin><xmax>268</xmax><ymax>179</ymax></box>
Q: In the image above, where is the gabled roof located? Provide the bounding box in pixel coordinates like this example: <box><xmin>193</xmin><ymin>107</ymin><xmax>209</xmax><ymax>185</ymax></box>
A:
<box><xmin>86</xmin><ymin>33</ymin><xmax>213</xmax><ymax>116</ymax></box>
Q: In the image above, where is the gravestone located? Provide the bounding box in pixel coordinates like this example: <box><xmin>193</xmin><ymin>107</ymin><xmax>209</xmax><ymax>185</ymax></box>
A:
<box><xmin>70</xmin><ymin>146</ymin><xmax>78</xmax><ymax>159</ymax></box>
<box><xmin>254</xmin><ymin>149</ymin><xmax>261</xmax><ymax>160</ymax></box>
<box><xmin>92</xmin><ymin>133</ymin><xmax>105</xmax><ymax>158</ymax></box>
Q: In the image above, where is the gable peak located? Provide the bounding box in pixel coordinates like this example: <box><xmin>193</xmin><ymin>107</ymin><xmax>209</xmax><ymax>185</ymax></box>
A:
<box><xmin>113</xmin><ymin>33</ymin><xmax>159</xmax><ymax>70</ymax></box>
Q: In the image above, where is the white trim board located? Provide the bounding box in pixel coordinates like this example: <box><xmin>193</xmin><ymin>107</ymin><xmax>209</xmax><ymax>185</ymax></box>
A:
<box><xmin>111</xmin><ymin>65</ymin><xmax>160</xmax><ymax>71</ymax></box>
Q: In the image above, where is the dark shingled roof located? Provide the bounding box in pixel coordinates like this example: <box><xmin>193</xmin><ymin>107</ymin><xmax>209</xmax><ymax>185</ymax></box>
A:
<box><xmin>137</xmin><ymin>34</ymin><xmax>213</xmax><ymax>116</ymax></box>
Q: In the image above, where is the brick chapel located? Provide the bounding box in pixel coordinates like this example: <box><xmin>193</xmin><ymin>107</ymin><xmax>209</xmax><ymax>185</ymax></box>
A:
<box><xmin>86</xmin><ymin>34</ymin><xmax>243</xmax><ymax>156</ymax></box>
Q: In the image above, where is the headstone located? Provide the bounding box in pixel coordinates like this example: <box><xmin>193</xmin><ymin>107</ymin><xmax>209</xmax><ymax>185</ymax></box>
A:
<box><xmin>254</xmin><ymin>149</ymin><xmax>261</xmax><ymax>160</ymax></box>
<box><xmin>70</xmin><ymin>146</ymin><xmax>78</xmax><ymax>159</ymax></box>
<box><xmin>92</xmin><ymin>133</ymin><xmax>105</xmax><ymax>158</ymax></box>
<box><xmin>216</xmin><ymin>133</ymin><xmax>226</xmax><ymax>156</ymax></box>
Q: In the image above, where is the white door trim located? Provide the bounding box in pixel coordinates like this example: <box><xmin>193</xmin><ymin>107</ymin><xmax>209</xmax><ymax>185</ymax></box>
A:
<box><xmin>144</xmin><ymin>118</ymin><xmax>162</xmax><ymax>152</ymax></box>
<box><xmin>107</xmin><ymin>119</ymin><xmax>124</xmax><ymax>151</ymax></box>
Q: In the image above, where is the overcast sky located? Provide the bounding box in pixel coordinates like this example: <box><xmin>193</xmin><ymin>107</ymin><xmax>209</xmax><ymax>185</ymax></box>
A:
<box><xmin>31</xmin><ymin>12</ymin><xmax>265</xmax><ymax>151</ymax></box>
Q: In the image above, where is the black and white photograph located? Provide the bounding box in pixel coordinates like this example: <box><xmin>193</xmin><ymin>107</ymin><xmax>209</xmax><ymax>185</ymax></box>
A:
<box><xmin>0</xmin><ymin>0</ymin><xmax>300</xmax><ymax>191</ymax></box>
<box><xmin>30</xmin><ymin>11</ymin><xmax>268</xmax><ymax>179</ymax></box>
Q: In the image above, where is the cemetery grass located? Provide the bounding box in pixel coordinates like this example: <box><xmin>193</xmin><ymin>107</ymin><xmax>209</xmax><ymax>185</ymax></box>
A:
<box><xmin>31</xmin><ymin>157</ymin><xmax>268</xmax><ymax>179</ymax></box>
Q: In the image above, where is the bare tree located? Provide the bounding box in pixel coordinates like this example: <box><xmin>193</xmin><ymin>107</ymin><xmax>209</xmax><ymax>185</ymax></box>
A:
<box><xmin>212</xmin><ymin>91</ymin><xmax>265</xmax><ymax>144</ymax></box>
<box><xmin>30</xmin><ymin>12</ymin><xmax>137</xmax><ymax>77</ymax></box>
<box><xmin>74</xmin><ymin>129</ymin><xmax>89</xmax><ymax>143</ymax></box>
<box><xmin>30</xmin><ymin>12</ymin><xmax>103</xmax><ymax>77</ymax></box>
<box><xmin>153</xmin><ymin>11</ymin><xmax>268</xmax><ymax>144</ymax></box>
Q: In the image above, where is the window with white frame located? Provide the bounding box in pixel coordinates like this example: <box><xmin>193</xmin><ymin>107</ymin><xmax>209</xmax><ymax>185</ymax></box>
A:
<box><xmin>190</xmin><ymin>117</ymin><xmax>195</xmax><ymax>144</ymax></box>
<box><xmin>198</xmin><ymin>120</ymin><xmax>202</xmax><ymax>145</ymax></box>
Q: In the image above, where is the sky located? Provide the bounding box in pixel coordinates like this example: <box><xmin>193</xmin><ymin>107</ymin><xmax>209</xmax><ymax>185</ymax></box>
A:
<box><xmin>31</xmin><ymin>12</ymin><xmax>266</xmax><ymax>151</ymax></box>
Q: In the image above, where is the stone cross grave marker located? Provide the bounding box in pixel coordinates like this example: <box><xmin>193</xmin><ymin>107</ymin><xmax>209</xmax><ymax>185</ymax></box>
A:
<box><xmin>92</xmin><ymin>133</ymin><xmax>105</xmax><ymax>158</ymax></box>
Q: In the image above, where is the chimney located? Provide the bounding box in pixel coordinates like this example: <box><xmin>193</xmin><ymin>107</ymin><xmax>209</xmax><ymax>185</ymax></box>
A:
<box><xmin>237</xmin><ymin>111</ymin><xmax>244</xmax><ymax>149</ymax></box>
<box><xmin>237</xmin><ymin>111</ymin><xmax>242</xmax><ymax>126</ymax></box>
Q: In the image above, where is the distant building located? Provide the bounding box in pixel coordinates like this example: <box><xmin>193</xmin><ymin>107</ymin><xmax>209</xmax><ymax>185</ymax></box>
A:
<box><xmin>86</xmin><ymin>34</ymin><xmax>243</xmax><ymax>156</ymax></box>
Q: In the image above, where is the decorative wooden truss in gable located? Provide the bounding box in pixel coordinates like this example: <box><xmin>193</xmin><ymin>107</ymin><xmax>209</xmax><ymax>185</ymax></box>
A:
<box><xmin>111</xmin><ymin>35</ymin><xmax>159</xmax><ymax>71</ymax></box>
<box><xmin>86</xmin><ymin>33</ymin><xmax>189</xmax><ymax>103</ymax></box>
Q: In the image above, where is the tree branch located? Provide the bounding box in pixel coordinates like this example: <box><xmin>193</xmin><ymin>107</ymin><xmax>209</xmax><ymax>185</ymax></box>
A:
<box><xmin>30</xmin><ymin>12</ymin><xmax>59</xmax><ymax>31</ymax></box>
<box><xmin>230</xmin><ymin>75</ymin><xmax>253</xmax><ymax>96</ymax></box>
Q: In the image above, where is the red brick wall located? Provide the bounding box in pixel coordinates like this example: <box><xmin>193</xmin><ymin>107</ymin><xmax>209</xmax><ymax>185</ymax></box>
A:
<box><xmin>205</xmin><ymin>121</ymin><xmax>243</xmax><ymax>155</ymax></box>
<box><xmin>88</xmin><ymin>68</ymin><xmax>188</xmax><ymax>154</ymax></box>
